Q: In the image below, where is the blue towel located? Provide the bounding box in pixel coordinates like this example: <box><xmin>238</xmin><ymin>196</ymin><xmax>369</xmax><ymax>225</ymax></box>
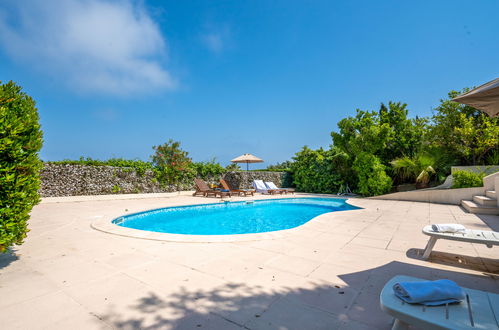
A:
<box><xmin>220</xmin><ymin>189</ymin><xmax>230</xmax><ymax>192</ymax></box>
<box><xmin>393</xmin><ymin>279</ymin><xmax>465</xmax><ymax>306</ymax></box>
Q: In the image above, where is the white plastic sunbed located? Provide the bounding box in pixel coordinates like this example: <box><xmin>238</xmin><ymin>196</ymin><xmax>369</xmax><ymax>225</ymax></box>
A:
<box><xmin>421</xmin><ymin>225</ymin><xmax>499</xmax><ymax>260</ymax></box>
<box><xmin>265</xmin><ymin>181</ymin><xmax>288</xmax><ymax>194</ymax></box>
<box><xmin>380</xmin><ymin>275</ymin><xmax>499</xmax><ymax>330</ymax></box>
<box><xmin>252</xmin><ymin>180</ymin><xmax>279</xmax><ymax>194</ymax></box>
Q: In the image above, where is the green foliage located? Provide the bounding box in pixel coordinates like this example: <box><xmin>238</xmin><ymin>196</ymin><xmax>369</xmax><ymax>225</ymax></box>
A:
<box><xmin>429</xmin><ymin>90</ymin><xmax>499</xmax><ymax>165</ymax></box>
<box><xmin>352</xmin><ymin>153</ymin><xmax>392</xmax><ymax>196</ymax></box>
<box><xmin>225</xmin><ymin>163</ymin><xmax>241</xmax><ymax>171</ymax></box>
<box><xmin>0</xmin><ymin>81</ymin><xmax>43</xmax><ymax>253</ymax></box>
<box><xmin>191</xmin><ymin>158</ymin><xmax>226</xmax><ymax>179</ymax></box>
<box><xmin>266</xmin><ymin>160</ymin><xmax>294</xmax><ymax>171</ymax></box>
<box><xmin>328</xmin><ymin>102</ymin><xmax>423</xmax><ymax>195</ymax></box>
<box><xmin>485</xmin><ymin>149</ymin><xmax>499</xmax><ymax>165</ymax></box>
<box><xmin>290</xmin><ymin>147</ymin><xmax>346</xmax><ymax>193</ymax></box>
<box><xmin>451</xmin><ymin>170</ymin><xmax>485</xmax><ymax>189</ymax></box>
<box><xmin>151</xmin><ymin>139</ymin><xmax>194</xmax><ymax>187</ymax></box>
<box><xmin>390</xmin><ymin>153</ymin><xmax>437</xmax><ymax>185</ymax></box>
<box><xmin>332</xmin><ymin>102</ymin><xmax>426</xmax><ymax>165</ymax></box>
<box><xmin>111</xmin><ymin>184</ymin><xmax>121</xmax><ymax>193</ymax></box>
<box><xmin>47</xmin><ymin>157</ymin><xmax>153</xmax><ymax>176</ymax></box>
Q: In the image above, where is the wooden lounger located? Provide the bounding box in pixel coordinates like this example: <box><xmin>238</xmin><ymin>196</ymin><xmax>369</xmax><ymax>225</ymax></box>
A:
<box><xmin>421</xmin><ymin>225</ymin><xmax>499</xmax><ymax>260</ymax></box>
<box><xmin>380</xmin><ymin>275</ymin><xmax>499</xmax><ymax>330</ymax></box>
<box><xmin>193</xmin><ymin>178</ymin><xmax>231</xmax><ymax>198</ymax></box>
<box><xmin>219</xmin><ymin>179</ymin><xmax>254</xmax><ymax>196</ymax></box>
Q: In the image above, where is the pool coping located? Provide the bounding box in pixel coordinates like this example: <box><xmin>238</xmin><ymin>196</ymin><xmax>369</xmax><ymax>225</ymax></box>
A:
<box><xmin>91</xmin><ymin>195</ymin><xmax>365</xmax><ymax>243</ymax></box>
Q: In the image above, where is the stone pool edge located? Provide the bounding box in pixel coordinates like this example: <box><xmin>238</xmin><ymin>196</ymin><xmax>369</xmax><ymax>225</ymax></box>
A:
<box><xmin>91</xmin><ymin>195</ymin><xmax>365</xmax><ymax>243</ymax></box>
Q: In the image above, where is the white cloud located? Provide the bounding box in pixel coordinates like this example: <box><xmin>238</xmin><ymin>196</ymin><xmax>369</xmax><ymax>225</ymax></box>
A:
<box><xmin>0</xmin><ymin>0</ymin><xmax>175</xmax><ymax>95</ymax></box>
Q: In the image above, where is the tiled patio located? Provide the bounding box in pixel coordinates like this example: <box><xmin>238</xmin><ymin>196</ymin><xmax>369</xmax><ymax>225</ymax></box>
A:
<box><xmin>1</xmin><ymin>194</ymin><xmax>498</xmax><ymax>329</ymax></box>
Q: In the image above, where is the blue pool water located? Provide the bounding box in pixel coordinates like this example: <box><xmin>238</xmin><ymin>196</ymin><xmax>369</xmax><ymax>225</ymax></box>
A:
<box><xmin>114</xmin><ymin>197</ymin><xmax>360</xmax><ymax>235</ymax></box>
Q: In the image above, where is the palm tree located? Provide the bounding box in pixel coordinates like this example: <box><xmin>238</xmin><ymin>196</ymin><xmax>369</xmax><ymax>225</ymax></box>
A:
<box><xmin>391</xmin><ymin>154</ymin><xmax>436</xmax><ymax>188</ymax></box>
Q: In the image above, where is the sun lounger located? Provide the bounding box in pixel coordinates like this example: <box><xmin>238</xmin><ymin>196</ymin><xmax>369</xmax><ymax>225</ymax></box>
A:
<box><xmin>380</xmin><ymin>275</ymin><xmax>499</xmax><ymax>330</ymax></box>
<box><xmin>265</xmin><ymin>181</ymin><xmax>293</xmax><ymax>194</ymax></box>
<box><xmin>421</xmin><ymin>225</ymin><xmax>499</xmax><ymax>260</ymax></box>
<box><xmin>252</xmin><ymin>180</ymin><xmax>281</xmax><ymax>194</ymax></box>
<box><xmin>220</xmin><ymin>179</ymin><xmax>254</xmax><ymax>196</ymax></box>
<box><xmin>193</xmin><ymin>178</ymin><xmax>231</xmax><ymax>198</ymax></box>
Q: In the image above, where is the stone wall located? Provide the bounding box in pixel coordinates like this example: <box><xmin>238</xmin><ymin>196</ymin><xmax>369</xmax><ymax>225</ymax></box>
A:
<box><xmin>40</xmin><ymin>164</ymin><xmax>290</xmax><ymax>197</ymax></box>
<box><xmin>223</xmin><ymin>171</ymin><xmax>288</xmax><ymax>190</ymax></box>
<box><xmin>40</xmin><ymin>164</ymin><xmax>170</xmax><ymax>197</ymax></box>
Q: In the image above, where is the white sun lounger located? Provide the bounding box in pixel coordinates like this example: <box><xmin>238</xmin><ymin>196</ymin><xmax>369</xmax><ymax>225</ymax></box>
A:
<box><xmin>421</xmin><ymin>225</ymin><xmax>499</xmax><ymax>260</ymax></box>
<box><xmin>252</xmin><ymin>180</ymin><xmax>279</xmax><ymax>194</ymax></box>
<box><xmin>380</xmin><ymin>275</ymin><xmax>499</xmax><ymax>330</ymax></box>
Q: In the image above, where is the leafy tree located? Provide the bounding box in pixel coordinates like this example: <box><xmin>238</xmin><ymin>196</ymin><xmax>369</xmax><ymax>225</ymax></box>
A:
<box><xmin>352</xmin><ymin>152</ymin><xmax>392</xmax><ymax>196</ymax></box>
<box><xmin>429</xmin><ymin>90</ymin><xmax>499</xmax><ymax>165</ymax></box>
<box><xmin>266</xmin><ymin>160</ymin><xmax>294</xmax><ymax>171</ymax></box>
<box><xmin>332</xmin><ymin>102</ymin><xmax>426</xmax><ymax>165</ymax></box>
<box><xmin>290</xmin><ymin>146</ymin><xmax>346</xmax><ymax>193</ymax></box>
<box><xmin>378</xmin><ymin>102</ymin><xmax>427</xmax><ymax>162</ymax></box>
<box><xmin>225</xmin><ymin>163</ymin><xmax>241</xmax><ymax>171</ymax></box>
<box><xmin>151</xmin><ymin>139</ymin><xmax>194</xmax><ymax>187</ymax></box>
<box><xmin>0</xmin><ymin>81</ymin><xmax>43</xmax><ymax>253</ymax></box>
<box><xmin>331</xmin><ymin>102</ymin><xmax>423</xmax><ymax>195</ymax></box>
<box><xmin>332</xmin><ymin>109</ymin><xmax>390</xmax><ymax>157</ymax></box>
<box><xmin>191</xmin><ymin>158</ymin><xmax>226</xmax><ymax>178</ymax></box>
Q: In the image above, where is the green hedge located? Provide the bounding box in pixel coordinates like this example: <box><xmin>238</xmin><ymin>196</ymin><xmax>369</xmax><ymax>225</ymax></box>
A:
<box><xmin>46</xmin><ymin>157</ymin><xmax>154</xmax><ymax>176</ymax></box>
<box><xmin>0</xmin><ymin>81</ymin><xmax>43</xmax><ymax>253</ymax></box>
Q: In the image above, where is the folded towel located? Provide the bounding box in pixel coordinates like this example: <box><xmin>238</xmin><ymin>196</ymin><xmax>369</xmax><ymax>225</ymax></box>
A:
<box><xmin>431</xmin><ymin>224</ymin><xmax>466</xmax><ymax>233</ymax></box>
<box><xmin>393</xmin><ymin>279</ymin><xmax>465</xmax><ymax>306</ymax></box>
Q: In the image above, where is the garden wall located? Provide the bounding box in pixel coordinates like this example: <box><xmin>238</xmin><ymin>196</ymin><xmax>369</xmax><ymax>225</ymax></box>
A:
<box><xmin>223</xmin><ymin>171</ymin><xmax>288</xmax><ymax>190</ymax></box>
<box><xmin>371</xmin><ymin>171</ymin><xmax>499</xmax><ymax>205</ymax></box>
<box><xmin>40</xmin><ymin>164</ymin><xmax>289</xmax><ymax>197</ymax></box>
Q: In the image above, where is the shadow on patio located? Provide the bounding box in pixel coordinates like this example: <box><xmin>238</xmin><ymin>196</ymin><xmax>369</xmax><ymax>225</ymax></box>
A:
<box><xmin>0</xmin><ymin>249</ymin><xmax>19</xmax><ymax>270</ymax></box>
<box><xmin>97</xmin><ymin>261</ymin><xmax>498</xmax><ymax>329</ymax></box>
<box><xmin>406</xmin><ymin>248</ymin><xmax>499</xmax><ymax>275</ymax></box>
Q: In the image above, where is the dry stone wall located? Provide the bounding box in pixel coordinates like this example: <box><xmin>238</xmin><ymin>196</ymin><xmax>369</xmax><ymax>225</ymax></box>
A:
<box><xmin>40</xmin><ymin>164</ymin><xmax>170</xmax><ymax>197</ymax></box>
<box><xmin>223</xmin><ymin>171</ymin><xmax>287</xmax><ymax>190</ymax></box>
<box><xmin>40</xmin><ymin>164</ymin><xmax>290</xmax><ymax>197</ymax></box>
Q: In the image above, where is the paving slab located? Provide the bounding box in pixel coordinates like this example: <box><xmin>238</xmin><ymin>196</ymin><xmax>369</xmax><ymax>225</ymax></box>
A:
<box><xmin>0</xmin><ymin>193</ymin><xmax>497</xmax><ymax>329</ymax></box>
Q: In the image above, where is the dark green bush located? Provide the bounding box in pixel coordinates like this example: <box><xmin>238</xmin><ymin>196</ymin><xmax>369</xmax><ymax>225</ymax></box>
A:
<box><xmin>290</xmin><ymin>147</ymin><xmax>345</xmax><ymax>193</ymax></box>
<box><xmin>0</xmin><ymin>81</ymin><xmax>43</xmax><ymax>253</ymax></box>
<box><xmin>352</xmin><ymin>152</ymin><xmax>392</xmax><ymax>196</ymax></box>
<box><xmin>451</xmin><ymin>170</ymin><xmax>485</xmax><ymax>189</ymax></box>
<box><xmin>191</xmin><ymin>159</ymin><xmax>226</xmax><ymax>179</ymax></box>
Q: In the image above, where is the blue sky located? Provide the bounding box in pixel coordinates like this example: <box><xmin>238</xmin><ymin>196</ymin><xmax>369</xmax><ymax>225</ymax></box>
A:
<box><xmin>0</xmin><ymin>1</ymin><xmax>498</xmax><ymax>168</ymax></box>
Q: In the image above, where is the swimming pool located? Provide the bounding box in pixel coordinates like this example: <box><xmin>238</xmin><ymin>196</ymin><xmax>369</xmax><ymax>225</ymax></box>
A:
<box><xmin>113</xmin><ymin>197</ymin><xmax>360</xmax><ymax>235</ymax></box>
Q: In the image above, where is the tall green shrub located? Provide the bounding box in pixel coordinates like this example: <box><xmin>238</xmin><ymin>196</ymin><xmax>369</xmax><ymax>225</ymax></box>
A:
<box><xmin>0</xmin><ymin>81</ymin><xmax>43</xmax><ymax>253</ymax></box>
<box><xmin>151</xmin><ymin>139</ymin><xmax>194</xmax><ymax>188</ymax></box>
<box><xmin>429</xmin><ymin>90</ymin><xmax>499</xmax><ymax>165</ymax></box>
<box><xmin>191</xmin><ymin>158</ymin><xmax>226</xmax><ymax>179</ymax></box>
<box><xmin>290</xmin><ymin>146</ymin><xmax>346</xmax><ymax>193</ymax></box>
<box><xmin>352</xmin><ymin>152</ymin><xmax>392</xmax><ymax>196</ymax></box>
